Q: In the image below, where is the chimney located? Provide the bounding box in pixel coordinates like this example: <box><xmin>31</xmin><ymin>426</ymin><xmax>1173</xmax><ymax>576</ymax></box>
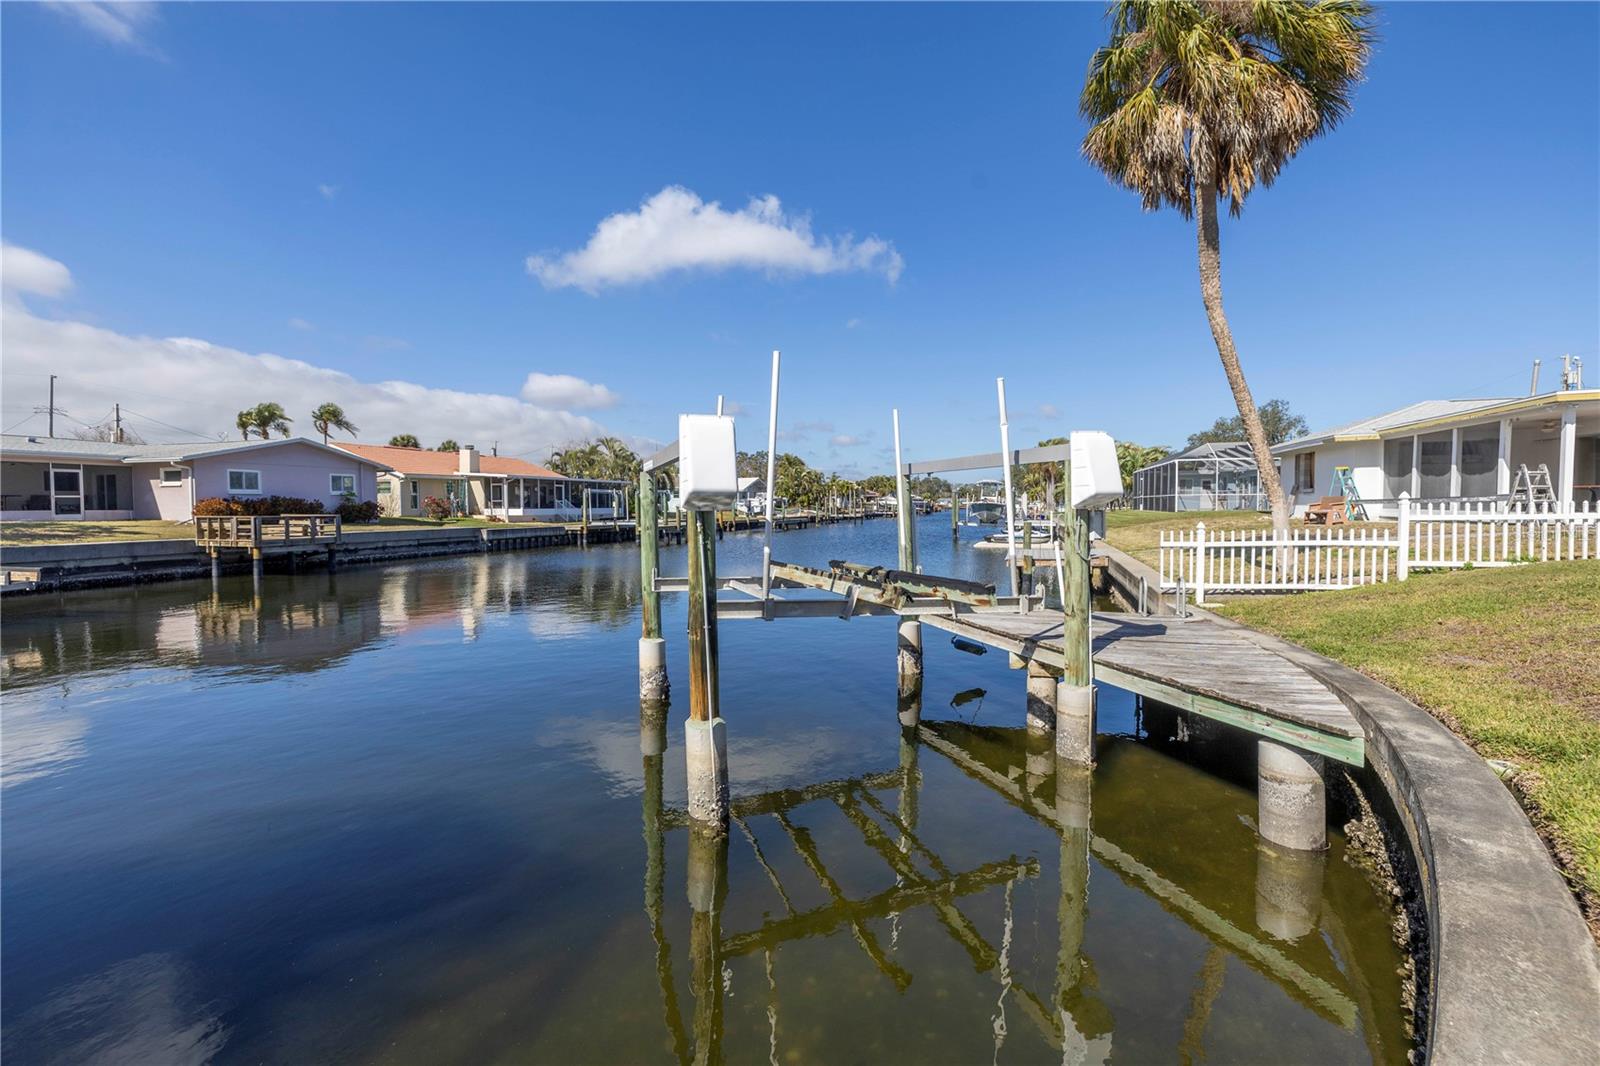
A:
<box><xmin>459</xmin><ymin>444</ymin><xmax>479</xmax><ymax>473</ymax></box>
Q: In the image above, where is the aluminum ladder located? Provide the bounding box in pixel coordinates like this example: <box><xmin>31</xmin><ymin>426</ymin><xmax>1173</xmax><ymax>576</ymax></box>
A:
<box><xmin>1509</xmin><ymin>463</ymin><xmax>1556</xmax><ymax>512</ymax></box>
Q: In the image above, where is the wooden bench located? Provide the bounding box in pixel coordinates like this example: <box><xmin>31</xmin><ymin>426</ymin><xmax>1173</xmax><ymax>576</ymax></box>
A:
<box><xmin>1303</xmin><ymin>496</ymin><xmax>1349</xmax><ymax>525</ymax></box>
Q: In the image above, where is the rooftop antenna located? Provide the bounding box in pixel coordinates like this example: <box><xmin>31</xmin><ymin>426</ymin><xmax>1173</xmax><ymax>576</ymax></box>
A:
<box><xmin>1529</xmin><ymin>359</ymin><xmax>1541</xmax><ymax>396</ymax></box>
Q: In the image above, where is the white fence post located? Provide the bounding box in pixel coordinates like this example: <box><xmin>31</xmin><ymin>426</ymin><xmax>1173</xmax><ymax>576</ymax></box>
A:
<box><xmin>1194</xmin><ymin>521</ymin><xmax>1207</xmax><ymax>605</ymax></box>
<box><xmin>1397</xmin><ymin>492</ymin><xmax>1411</xmax><ymax>581</ymax></box>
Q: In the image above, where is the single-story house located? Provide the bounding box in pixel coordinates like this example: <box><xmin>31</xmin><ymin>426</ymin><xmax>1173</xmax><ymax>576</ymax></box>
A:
<box><xmin>735</xmin><ymin>477</ymin><xmax>766</xmax><ymax>514</ymax></box>
<box><xmin>1130</xmin><ymin>442</ymin><xmax>1268</xmax><ymax>512</ymax></box>
<box><xmin>0</xmin><ymin>435</ymin><xmax>383</xmax><ymax>522</ymax></box>
<box><xmin>331</xmin><ymin>442</ymin><xmax>628</xmax><ymax>521</ymax></box>
<box><xmin>1272</xmin><ymin>388</ymin><xmax>1599</xmax><ymax>516</ymax></box>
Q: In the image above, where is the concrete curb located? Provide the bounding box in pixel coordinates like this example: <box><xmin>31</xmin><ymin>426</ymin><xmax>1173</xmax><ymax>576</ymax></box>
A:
<box><xmin>1097</xmin><ymin>539</ymin><xmax>1600</xmax><ymax>1062</ymax></box>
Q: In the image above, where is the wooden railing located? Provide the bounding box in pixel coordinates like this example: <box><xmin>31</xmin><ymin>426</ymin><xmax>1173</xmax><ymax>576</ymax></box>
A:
<box><xmin>193</xmin><ymin>513</ymin><xmax>342</xmax><ymax>548</ymax></box>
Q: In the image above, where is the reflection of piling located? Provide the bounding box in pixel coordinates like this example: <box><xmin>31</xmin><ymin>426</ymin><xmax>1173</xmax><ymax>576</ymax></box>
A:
<box><xmin>688</xmin><ymin>824</ymin><xmax>729</xmax><ymax>1066</ymax></box>
<box><xmin>1026</xmin><ymin>660</ymin><xmax>1057</xmax><ymax>734</ymax></box>
<box><xmin>1055</xmin><ymin>762</ymin><xmax>1092</xmax><ymax>999</ymax></box>
<box><xmin>896</xmin><ymin>618</ymin><xmax>923</xmax><ymax>694</ymax></box>
<box><xmin>1257</xmin><ymin>741</ymin><xmax>1326</xmax><ymax>851</ymax></box>
<box><xmin>210</xmin><ymin>549</ymin><xmax>221</xmax><ymax>584</ymax></box>
<box><xmin>1254</xmin><ymin>837</ymin><xmax>1326</xmax><ymax>941</ymax></box>
<box><xmin>685</xmin><ymin>510</ymin><xmax>727</xmax><ymax>829</ymax></box>
<box><xmin>250</xmin><ymin>547</ymin><xmax>264</xmax><ymax>584</ymax></box>
<box><xmin>641</xmin><ymin>720</ymin><xmax>691</xmax><ymax>1065</ymax></box>
<box><xmin>897</xmin><ymin>680</ymin><xmax>922</xmax><ymax>730</ymax></box>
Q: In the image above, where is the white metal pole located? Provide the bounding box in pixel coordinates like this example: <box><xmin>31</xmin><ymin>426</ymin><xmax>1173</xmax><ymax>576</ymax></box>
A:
<box><xmin>763</xmin><ymin>350</ymin><xmax>781</xmax><ymax>601</ymax></box>
<box><xmin>997</xmin><ymin>377</ymin><xmax>1019</xmax><ymax>597</ymax></box>
<box><xmin>893</xmin><ymin>408</ymin><xmax>908</xmax><ymax>569</ymax></box>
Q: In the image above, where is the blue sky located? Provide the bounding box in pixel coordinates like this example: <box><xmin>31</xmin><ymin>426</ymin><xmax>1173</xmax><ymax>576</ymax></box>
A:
<box><xmin>3</xmin><ymin>2</ymin><xmax>1596</xmax><ymax>472</ymax></box>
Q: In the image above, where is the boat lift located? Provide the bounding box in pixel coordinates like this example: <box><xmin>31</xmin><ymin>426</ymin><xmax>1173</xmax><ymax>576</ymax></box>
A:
<box><xmin>638</xmin><ymin>354</ymin><xmax>1114</xmax><ymax>831</ymax></box>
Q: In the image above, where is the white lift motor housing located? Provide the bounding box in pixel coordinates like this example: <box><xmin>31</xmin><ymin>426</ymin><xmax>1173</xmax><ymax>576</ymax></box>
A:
<box><xmin>1070</xmin><ymin>430</ymin><xmax>1124</xmax><ymax>510</ymax></box>
<box><xmin>679</xmin><ymin>414</ymin><xmax>739</xmax><ymax>511</ymax></box>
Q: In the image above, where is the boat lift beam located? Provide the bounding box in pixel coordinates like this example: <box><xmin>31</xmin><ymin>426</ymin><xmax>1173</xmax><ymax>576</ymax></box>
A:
<box><xmin>900</xmin><ymin>441</ymin><xmax>1071</xmax><ymax>477</ymax></box>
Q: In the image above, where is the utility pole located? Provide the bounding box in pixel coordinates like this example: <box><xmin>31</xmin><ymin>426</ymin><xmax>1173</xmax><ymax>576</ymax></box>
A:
<box><xmin>48</xmin><ymin>375</ymin><xmax>57</xmax><ymax>437</ymax></box>
<box><xmin>114</xmin><ymin>403</ymin><xmax>124</xmax><ymax>444</ymax></box>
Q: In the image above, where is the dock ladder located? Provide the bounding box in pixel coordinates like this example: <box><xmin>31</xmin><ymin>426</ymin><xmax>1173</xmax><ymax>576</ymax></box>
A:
<box><xmin>1329</xmin><ymin>466</ymin><xmax>1368</xmax><ymax>521</ymax></box>
<box><xmin>1510</xmin><ymin>463</ymin><xmax>1557</xmax><ymax>511</ymax></box>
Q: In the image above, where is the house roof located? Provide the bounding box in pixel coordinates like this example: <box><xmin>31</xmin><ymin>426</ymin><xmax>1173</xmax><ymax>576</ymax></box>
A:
<box><xmin>1269</xmin><ymin>392</ymin><xmax>1600</xmax><ymax>453</ymax></box>
<box><xmin>737</xmin><ymin>477</ymin><xmax>765</xmax><ymax>492</ymax></box>
<box><xmin>331</xmin><ymin>442</ymin><xmax>563</xmax><ymax>479</ymax></box>
<box><xmin>0</xmin><ymin>434</ymin><xmax>386</xmax><ymax>466</ymax></box>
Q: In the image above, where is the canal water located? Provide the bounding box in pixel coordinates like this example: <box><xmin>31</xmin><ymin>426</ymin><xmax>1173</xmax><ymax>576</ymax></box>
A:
<box><xmin>2</xmin><ymin>516</ymin><xmax>1410</xmax><ymax>1063</ymax></box>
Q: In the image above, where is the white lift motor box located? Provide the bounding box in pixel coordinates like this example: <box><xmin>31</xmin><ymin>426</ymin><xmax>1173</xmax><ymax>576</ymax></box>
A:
<box><xmin>678</xmin><ymin>414</ymin><xmax>738</xmax><ymax>511</ymax></box>
<box><xmin>1069</xmin><ymin>430</ymin><xmax>1124</xmax><ymax>510</ymax></box>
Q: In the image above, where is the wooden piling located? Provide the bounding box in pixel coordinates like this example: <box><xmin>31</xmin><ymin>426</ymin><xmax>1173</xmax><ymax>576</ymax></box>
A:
<box><xmin>951</xmin><ymin>487</ymin><xmax>959</xmax><ymax>538</ymax></box>
<box><xmin>639</xmin><ymin>471</ymin><xmax>662</xmax><ymax>641</ymax></box>
<box><xmin>1060</xmin><ymin>458</ymin><xmax>1091</xmax><ymax>689</ymax></box>
<box><xmin>686</xmin><ymin>510</ymin><xmax>720</xmax><ymax>722</ymax></box>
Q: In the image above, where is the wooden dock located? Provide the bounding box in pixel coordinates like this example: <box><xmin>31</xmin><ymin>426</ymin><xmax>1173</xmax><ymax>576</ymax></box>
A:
<box><xmin>921</xmin><ymin>611</ymin><xmax>1364</xmax><ymax>766</ymax></box>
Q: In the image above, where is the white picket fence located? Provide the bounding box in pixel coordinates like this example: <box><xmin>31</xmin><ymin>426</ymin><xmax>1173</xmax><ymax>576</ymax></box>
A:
<box><xmin>1400</xmin><ymin>498</ymin><xmax>1599</xmax><ymax>576</ymax></box>
<box><xmin>1158</xmin><ymin>498</ymin><xmax>1600</xmax><ymax>602</ymax></box>
<box><xmin>1159</xmin><ymin>526</ymin><xmax>1396</xmax><ymax>602</ymax></box>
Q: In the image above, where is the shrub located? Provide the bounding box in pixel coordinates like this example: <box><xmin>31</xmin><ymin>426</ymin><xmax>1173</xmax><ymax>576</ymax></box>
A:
<box><xmin>421</xmin><ymin>495</ymin><xmax>453</xmax><ymax>520</ymax></box>
<box><xmin>336</xmin><ymin>499</ymin><xmax>381</xmax><ymax>523</ymax></box>
<box><xmin>192</xmin><ymin>496</ymin><xmax>326</xmax><ymax>517</ymax></box>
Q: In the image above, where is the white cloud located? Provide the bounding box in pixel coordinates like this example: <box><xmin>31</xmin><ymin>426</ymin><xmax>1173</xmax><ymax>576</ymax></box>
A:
<box><xmin>318</xmin><ymin>184</ymin><xmax>339</xmax><ymax>200</ymax></box>
<box><xmin>45</xmin><ymin>2</ymin><xmax>161</xmax><ymax>53</ymax></box>
<box><xmin>287</xmin><ymin>316</ymin><xmax>315</xmax><ymax>331</ymax></box>
<box><xmin>519</xmin><ymin>372</ymin><xmax>619</xmax><ymax>411</ymax></box>
<box><xmin>845</xmin><ymin>317</ymin><xmax>862</xmax><ymax>329</ymax></box>
<box><xmin>830</xmin><ymin>433</ymin><xmax>868</xmax><ymax>448</ymax></box>
<box><xmin>2</xmin><ymin>244</ymin><xmax>73</xmax><ymax>299</ymax></box>
<box><xmin>1039</xmin><ymin>402</ymin><xmax>1060</xmax><ymax>419</ymax></box>
<box><xmin>525</xmin><ymin>185</ymin><xmax>904</xmax><ymax>293</ymax></box>
<box><xmin>3</xmin><ymin>290</ymin><xmax>609</xmax><ymax>459</ymax></box>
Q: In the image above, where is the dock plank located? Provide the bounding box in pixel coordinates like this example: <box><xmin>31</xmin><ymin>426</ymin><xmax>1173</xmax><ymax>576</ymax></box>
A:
<box><xmin>922</xmin><ymin>610</ymin><xmax>1363</xmax><ymax>763</ymax></box>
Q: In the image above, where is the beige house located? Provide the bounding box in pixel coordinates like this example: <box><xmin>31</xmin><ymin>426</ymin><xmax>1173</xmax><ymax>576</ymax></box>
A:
<box><xmin>332</xmin><ymin>442</ymin><xmax>627</xmax><ymax>521</ymax></box>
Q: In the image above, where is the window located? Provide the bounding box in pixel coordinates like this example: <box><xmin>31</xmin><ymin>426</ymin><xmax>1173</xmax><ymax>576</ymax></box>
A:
<box><xmin>489</xmin><ymin>481</ymin><xmax>504</xmax><ymax>506</ymax></box>
<box><xmin>1418</xmin><ymin>431</ymin><xmax>1453</xmax><ymax>499</ymax></box>
<box><xmin>159</xmin><ymin>467</ymin><xmax>184</xmax><ymax>487</ymax></box>
<box><xmin>1382</xmin><ymin>439</ymin><xmax>1413</xmax><ymax>499</ymax></box>
<box><xmin>228</xmin><ymin>469</ymin><xmax>262</xmax><ymax>494</ymax></box>
<box><xmin>408</xmin><ymin>481</ymin><xmax>420</xmax><ymax>510</ymax></box>
<box><xmin>1294</xmin><ymin>452</ymin><xmax>1316</xmax><ymax>494</ymax></box>
<box><xmin>330</xmin><ymin>473</ymin><xmax>356</xmax><ymax>496</ymax></box>
<box><xmin>377</xmin><ymin>481</ymin><xmax>391</xmax><ymax>494</ymax></box>
<box><xmin>1459</xmin><ymin>423</ymin><xmax>1500</xmax><ymax>498</ymax></box>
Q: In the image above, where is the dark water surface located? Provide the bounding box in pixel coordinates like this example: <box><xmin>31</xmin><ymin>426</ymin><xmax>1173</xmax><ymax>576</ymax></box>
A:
<box><xmin>2</xmin><ymin>516</ymin><xmax>1409</xmax><ymax>1063</ymax></box>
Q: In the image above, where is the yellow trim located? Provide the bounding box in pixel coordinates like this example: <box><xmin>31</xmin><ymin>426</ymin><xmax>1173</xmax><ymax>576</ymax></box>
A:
<box><xmin>1347</xmin><ymin>391</ymin><xmax>1598</xmax><ymax>442</ymax></box>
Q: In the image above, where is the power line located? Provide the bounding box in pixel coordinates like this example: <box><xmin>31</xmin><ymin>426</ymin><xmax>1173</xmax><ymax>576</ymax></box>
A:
<box><xmin>118</xmin><ymin>407</ymin><xmax>220</xmax><ymax>441</ymax></box>
<box><xmin>3</xmin><ymin>412</ymin><xmax>41</xmax><ymax>434</ymax></box>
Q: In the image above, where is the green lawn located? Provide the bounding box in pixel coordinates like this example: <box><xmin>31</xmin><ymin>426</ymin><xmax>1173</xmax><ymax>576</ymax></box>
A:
<box><xmin>1103</xmin><ymin>508</ymin><xmax>1393</xmax><ymax>570</ymax></box>
<box><xmin>1216</xmin><ymin>562</ymin><xmax>1600</xmax><ymax>917</ymax></box>
<box><xmin>0</xmin><ymin>519</ymin><xmax>197</xmax><ymax>545</ymax></box>
<box><xmin>361</xmin><ymin>516</ymin><xmax>506</xmax><ymax>531</ymax></box>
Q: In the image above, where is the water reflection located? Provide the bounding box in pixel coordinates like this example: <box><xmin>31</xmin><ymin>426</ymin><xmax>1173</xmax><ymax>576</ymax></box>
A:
<box><xmin>640</xmin><ymin>703</ymin><xmax>1401</xmax><ymax>1065</ymax></box>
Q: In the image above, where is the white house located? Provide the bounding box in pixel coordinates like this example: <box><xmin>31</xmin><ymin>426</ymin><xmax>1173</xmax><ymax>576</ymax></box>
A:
<box><xmin>1272</xmin><ymin>389</ymin><xmax>1599</xmax><ymax>516</ymax></box>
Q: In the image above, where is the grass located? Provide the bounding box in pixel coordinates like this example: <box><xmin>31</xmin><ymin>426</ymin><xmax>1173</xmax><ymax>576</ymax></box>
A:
<box><xmin>1216</xmin><ymin>562</ymin><xmax>1600</xmax><ymax>918</ymax></box>
<box><xmin>0</xmin><ymin>519</ymin><xmax>197</xmax><ymax>545</ymax></box>
<box><xmin>362</xmin><ymin>516</ymin><xmax>506</xmax><ymax>531</ymax></box>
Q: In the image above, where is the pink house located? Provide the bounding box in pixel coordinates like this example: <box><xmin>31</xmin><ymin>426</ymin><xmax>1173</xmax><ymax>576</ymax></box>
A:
<box><xmin>0</xmin><ymin>434</ymin><xmax>383</xmax><ymax>522</ymax></box>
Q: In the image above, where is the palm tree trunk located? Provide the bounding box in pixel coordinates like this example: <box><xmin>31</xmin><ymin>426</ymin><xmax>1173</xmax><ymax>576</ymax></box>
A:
<box><xmin>1196</xmin><ymin>177</ymin><xmax>1291</xmax><ymax>532</ymax></box>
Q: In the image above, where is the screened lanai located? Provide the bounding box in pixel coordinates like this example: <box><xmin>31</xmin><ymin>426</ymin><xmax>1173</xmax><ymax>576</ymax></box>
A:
<box><xmin>1130</xmin><ymin>442</ymin><xmax>1269</xmax><ymax>512</ymax></box>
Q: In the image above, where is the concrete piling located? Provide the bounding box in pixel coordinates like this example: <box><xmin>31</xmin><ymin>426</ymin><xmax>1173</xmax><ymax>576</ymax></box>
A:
<box><xmin>685</xmin><ymin>717</ymin><xmax>729</xmax><ymax>827</ymax></box>
<box><xmin>896</xmin><ymin>617</ymin><xmax>923</xmax><ymax>692</ymax></box>
<box><xmin>1056</xmin><ymin>683</ymin><xmax>1095</xmax><ymax>764</ymax></box>
<box><xmin>639</xmin><ymin>636</ymin><xmax>669</xmax><ymax>703</ymax></box>
<box><xmin>1026</xmin><ymin>660</ymin><xmax>1057</xmax><ymax>733</ymax></box>
<box><xmin>1257</xmin><ymin>741</ymin><xmax>1327</xmax><ymax>851</ymax></box>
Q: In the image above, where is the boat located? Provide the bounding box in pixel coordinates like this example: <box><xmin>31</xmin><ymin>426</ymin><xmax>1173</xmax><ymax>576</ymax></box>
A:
<box><xmin>971</xmin><ymin>521</ymin><xmax>1057</xmax><ymax>549</ymax></box>
<box><xmin>962</xmin><ymin>480</ymin><xmax>1007</xmax><ymax>525</ymax></box>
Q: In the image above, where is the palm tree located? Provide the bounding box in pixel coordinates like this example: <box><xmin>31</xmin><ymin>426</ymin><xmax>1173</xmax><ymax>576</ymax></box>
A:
<box><xmin>1080</xmin><ymin>0</ymin><xmax>1373</xmax><ymax>530</ymax></box>
<box><xmin>388</xmin><ymin>433</ymin><xmax>421</xmax><ymax>448</ymax></box>
<box><xmin>251</xmin><ymin>402</ymin><xmax>293</xmax><ymax>438</ymax></box>
<box><xmin>236</xmin><ymin>410</ymin><xmax>257</xmax><ymax>440</ymax></box>
<box><xmin>310</xmin><ymin>402</ymin><xmax>359</xmax><ymax>444</ymax></box>
<box><xmin>436</xmin><ymin>440</ymin><xmax>460</xmax><ymax>452</ymax></box>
